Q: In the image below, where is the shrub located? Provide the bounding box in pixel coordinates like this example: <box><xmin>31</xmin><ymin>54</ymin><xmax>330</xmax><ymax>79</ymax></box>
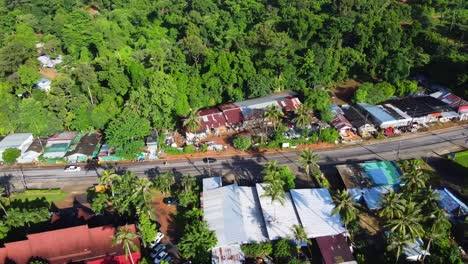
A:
<box><xmin>319</xmin><ymin>128</ymin><xmax>339</xmax><ymax>143</ymax></box>
<box><xmin>2</xmin><ymin>148</ymin><xmax>21</xmax><ymax>164</ymax></box>
<box><xmin>183</xmin><ymin>145</ymin><xmax>196</xmax><ymax>153</ymax></box>
<box><xmin>233</xmin><ymin>135</ymin><xmax>252</xmax><ymax>151</ymax></box>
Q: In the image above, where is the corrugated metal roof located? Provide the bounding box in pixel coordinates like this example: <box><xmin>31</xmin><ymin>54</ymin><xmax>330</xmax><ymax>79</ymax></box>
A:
<box><xmin>256</xmin><ymin>184</ymin><xmax>300</xmax><ymax>240</ymax></box>
<box><xmin>203</xmin><ymin>176</ymin><xmax>222</xmax><ymax>191</ymax></box>
<box><xmin>357</xmin><ymin>103</ymin><xmax>396</xmax><ymax>123</ymax></box>
<box><xmin>290</xmin><ymin>188</ymin><xmax>345</xmax><ymax>238</ymax></box>
<box><xmin>212</xmin><ymin>244</ymin><xmax>245</xmax><ymax>264</ymax></box>
<box><xmin>436</xmin><ymin>188</ymin><xmax>468</xmax><ymax>217</ymax></box>
<box><xmin>0</xmin><ymin>133</ymin><xmax>33</xmax><ymax>151</ymax></box>
<box><xmin>316</xmin><ymin>234</ymin><xmax>357</xmax><ymax>264</ymax></box>
<box><xmin>203</xmin><ymin>184</ymin><xmax>268</xmax><ymax>247</ymax></box>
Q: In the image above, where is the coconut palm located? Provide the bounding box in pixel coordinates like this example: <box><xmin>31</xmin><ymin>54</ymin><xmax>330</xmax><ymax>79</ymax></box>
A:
<box><xmin>419</xmin><ymin>186</ymin><xmax>441</xmax><ymax>212</ymax></box>
<box><xmin>387</xmin><ymin>232</ymin><xmax>412</xmax><ymax>264</ymax></box>
<box><xmin>379</xmin><ymin>191</ymin><xmax>406</xmax><ymax>220</ymax></box>
<box><xmin>422</xmin><ymin>207</ymin><xmax>451</xmax><ymax>262</ymax></box>
<box><xmin>131</xmin><ymin>178</ymin><xmax>153</xmax><ymax>217</ymax></box>
<box><xmin>262</xmin><ymin>177</ymin><xmax>286</xmax><ymax>205</ymax></box>
<box><xmin>113</xmin><ymin>226</ymin><xmax>139</xmax><ymax>264</ymax></box>
<box><xmin>183</xmin><ymin>108</ymin><xmax>201</xmax><ymax>133</ymax></box>
<box><xmin>153</xmin><ymin>171</ymin><xmax>175</xmax><ymax>195</ymax></box>
<box><xmin>181</xmin><ymin>174</ymin><xmax>196</xmax><ymax>192</ymax></box>
<box><xmin>332</xmin><ymin>190</ymin><xmax>360</xmax><ymax>230</ymax></box>
<box><xmin>264</xmin><ymin>104</ymin><xmax>284</xmax><ymax>130</ymax></box>
<box><xmin>291</xmin><ymin>224</ymin><xmax>308</xmax><ymax>256</ymax></box>
<box><xmin>298</xmin><ymin>149</ymin><xmax>319</xmax><ymax>182</ymax></box>
<box><xmin>399</xmin><ymin>159</ymin><xmax>423</xmax><ymax>173</ymax></box>
<box><xmin>385</xmin><ymin>202</ymin><xmax>425</xmax><ymax>240</ymax></box>
<box><xmin>401</xmin><ymin>170</ymin><xmax>429</xmax><ymax>192</ymax></box>
<box><xmin>99</xmin><ymin>169</ymin><xmax>120</xmax><ymax>198</ymax></box>
<box><xmin>293</xmin><ymin>105</ymin><xmax>313</xmax><ymax>128</ymax></box>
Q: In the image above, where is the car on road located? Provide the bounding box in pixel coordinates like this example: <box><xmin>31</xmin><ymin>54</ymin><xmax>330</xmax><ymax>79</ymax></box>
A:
<box><xmin>163</xmin><ymin>197</ymin><xmax>178</xmax><ymax>206</ymax></box>
<box><xmin>150</xmin><ymin>244</ymin><xmax>166</xmax><ymax>258</ymax></box>
<box><xmin>203</xmin><ymin>157</ymin><xmax>217</xmax><ymax>163</ymax></box>
<box><xmin>148</xmin><ymin>232</ymin><xmax>164</xmax><ymax>248</ymax></box>
<box><xmin>153</xmin><ymin>251</ymin><xmax>168</xmax><ymax>264</ymax></box>
<box><xmin>64</xmin><ymin>166</ymin><xmax>81</xmax><ymax>172</ymax></box>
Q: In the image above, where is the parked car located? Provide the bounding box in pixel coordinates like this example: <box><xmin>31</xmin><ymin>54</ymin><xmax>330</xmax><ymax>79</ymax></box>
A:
<box><xmin>163</xmin><ymin>197</ymin><xmax>178</xmax><ymax>206</ymax></box>
<box><xmin>150</xmin><ymin>244</ymin><xmax>166</xmax><ymax>258</ymax></box>
<box><xmin>153</xmin><ymin>251</ymin><xmax>168</xmax><ymax>264</ymax></box>
<box><xmin>148</xmin><ymin>232</ymin><xmax>164</xmax><ymax>248</ymax></box>
<box><xmin>64</xmin><ymin>166</ymin><xmax>81</xmax><ymax>172</ymax></box>
<box><xmin>162</xmin><ymin>255</ymin><xmax>173</xmax><ymax>263</ymax></box>
<box><xmin>202</xmin><ymin>157</ymin><xmax>217</xmax><ymax>163</ymax></box>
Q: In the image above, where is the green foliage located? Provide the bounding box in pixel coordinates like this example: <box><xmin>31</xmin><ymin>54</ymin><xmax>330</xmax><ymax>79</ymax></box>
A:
<box><xmin>428</xmin><ymin>237</ymin><xmax>463</xmax><ymax>264</ymax></box>
<box><xmin>137</xmin><ymin>212</ymin><xmax>157</xmax><ymax>248</ymax></box>
<box><xmin>354</xmin><ymin>82</ymin><xmax>395</xmax><ymax>105</ymax></box>
<box><xmin>153</xmin><ymin>172</ymin><xmax>175</xmax><ymax>195</ymax></box>
<box><xmin>2</xmin><ymin>148</ymin><xmax>20</xmax><ymax>164</ymax></box>
<box><xmin>241</xmin><ymin>242</ymin><xmax>273</xmax><ymax>258</ymax></box>
<box><xmin>106</xmin><ymin>111</ymin><xmax>151</xmax><ymax>159</ymax></box>
<box><xmin>273</xmin><ymin>239</ymin><xmax>294</xmax><ymax>258</ymax></box>
<box><xmin>319</xmin><ymin>128</ymin><xmax>340</xmax><ymax>143</ymax></box>
<box><xmin>233</xmin><ymin>135</ymin><xmax>252</xmax><ymax>151</ymax></box>
<box><xmin>178</xmin><ymin>220</ymin><xmax>217</xmax><ymax>264</ymax></box>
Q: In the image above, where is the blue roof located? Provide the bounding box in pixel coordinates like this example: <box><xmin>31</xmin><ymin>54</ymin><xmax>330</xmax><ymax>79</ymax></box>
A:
<box><xmin>436</xmin><ymin>188</ymin><xmax>468</xmax><ymax>217</ymax></box>
<box><xmin>363</xmin><ymin>185</ymin><xmax>399</xmax><ymax>210</ymax></box>
<box><xmin>360</xmin><ymin>161</ymin><xmax>402</xmax><ymax>186</ymax></box>
<box><xmin>358</xmin><ymin>103</ymin><xmax>396</xmax><ymax>123</ymax></box>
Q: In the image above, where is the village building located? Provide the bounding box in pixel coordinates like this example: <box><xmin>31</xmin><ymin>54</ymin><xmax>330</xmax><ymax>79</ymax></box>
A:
<box><xmin>330</xmin><ymin>105</ymin><xmax>359</xmax><ymax>142</ymax></box>
<box><xmin>37</xmin><ymin>54</ymin><xmax>63</xmax><ymax>68</ymax></box>
<box><xmin>316</xmin><ymin>234</ymin><xmax>357</xmax><ymax>264</ymax></box>
<box><xmin>35</xmin><ymin>77</ymin><xmax>52</xmax><ymax>92</ymax></box>
<box><xmin>435</xmin><ymin>188</ymin><xmax>468</xmax><ymax>219</ymax></box>
<box><xmin>384</xmin><ymin>96</ymin><xmax>458</xmax><ymax>124</ymax></box>
<box><xmin>341</xmin><ymin>105</ymin><xmax>377</xmax><ymax>138</ymax></box>
<box><xmin>428</xmin><ymin>84</ymin><xmax>468</xmax><ymax>120</ymax></box>
<box><xmin>202</xmin><ymin>177</ymin><xmax>353</xmax><ymax>264</ymax></box>
<box><xmin>336</xmin><ymin>161</ymin><xmax>402</xmax><ymax>210</ymax></box>
<box><xmin>356</xmin><ymin>103</ymin><xmax>412</xmax><ymax>134</ymax></box>
<box><xmin>17</xmin><ymin>138</ymin><xmax>46</xmax><ymax>164</ymax></box>
<box><xmin>65</xmin><ymin>133</ymin><xmax>101</xmax><ymax>163</ymax></box>
<box><xmin>43</xmin><ymin>131</ymin><xmax>78</xmax><ymax>159</ymax></box>
<box><xmin>0</xmin><ymin>133</ymin><xmax>34</xmax><ymax>162</ymax></box>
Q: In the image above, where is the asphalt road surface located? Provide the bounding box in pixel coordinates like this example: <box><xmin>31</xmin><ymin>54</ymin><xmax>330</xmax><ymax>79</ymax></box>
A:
<box><xmin>1</xmin><ymin>125</ymin><xmax>467</xmax><ymax>186</ymax></box>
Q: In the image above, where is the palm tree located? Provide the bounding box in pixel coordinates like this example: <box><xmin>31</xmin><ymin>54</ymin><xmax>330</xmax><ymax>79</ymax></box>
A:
<box><xmin>387</xmin><ymin>232</ymin><xmax>412</xmax><ymax>264</ymax></box>
<box><xmin>99</xmin><ymin>169</ymin><xmax>119</xmax><ymax>198</ymax></box>
<box><xmin>293</xmin><ymin>105</ymin><xmax>313</xmax><ymax>128</ymax></box>
<box><xmin>183</xmin><ymin>108</ymin><xmax>201</xmax><ymax>133</ymax></box>
<box><xmin>153</xmin><ymin>171</ymin><xmax>175</xmax><ymax>195</ymax></box>
<box><xmin>113</xmin><ymin>226</ymin><xmax>139</xmax><ymax>264</ymax></box>
<box><xmin>422</xmin><ymin>207</ymin><xmax>451</xmax><ymax>262</ymax></box>
<box><xmin>385</xmin><ymin>202</ymin><xmax>425</xmax><ymax>240</ymax></box>
<box><xmin>379</xmin><ymin>191</ymin><xmax>406</xmax><ymax>220</ymax></box>
<box><xmin>401</xmin><ymin>170</ymin><xmax>429</xmax><ymax>192</ymax></box>
<box><xmin>399</xmin><ymin>159</ymin><xmax>423</xmax><ymax>173</ymax></box>
<box><xmin>298</xmin><ymin>149</ymin><xmax>319</xmax><ymax>183</ymax></box>
<box><xmin>291</xmin><ymin>224</ymin><xmax>308</xmax><ymax>257</ymax></box>
<box><xmin>332</xmin><ymin>190</ymin><xmax>360</xmax><ymax>230</ymax></box>
<box><xmin>181</xmin><ymin>174</ymin><xmax>196</xmax><ymax>191</ymax></box>
<box><xmin>264</xmin><ymin>104</ymin><xmax>284</xmax><ymax>131</ymax></box>
<box><xmin>132</xmin><ymin>178</ymin><xmax>153</xmax><ymax>217</ymax></box>
<box><xmin>419</xmin><ymin>186</ymin><xmax>440</xmax><ymax>212</ymax></box>
<box><xmin>262</xmin><ymin>178</ymin><xmax>286</xmax><ymax>205</ymax></box>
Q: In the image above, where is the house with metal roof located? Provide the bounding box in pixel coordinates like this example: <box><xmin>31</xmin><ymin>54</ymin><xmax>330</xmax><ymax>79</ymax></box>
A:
<box><xmin>384</xmin><ymin>96</ymin><xmax>456</xmax><ymax>124</ymax></box>
<box><xmin>44</xmin><ymin>132</ymin><xmax>80</xmax><ymax>159</ymax></box>
<box><xmin>202</xmin><ymin>183</ymin><xmax>269</xmax><ymax>248</ymax></box>
<box><xmin>336</xmin><ymin>161</ymin><xmax>402</xmax><ymax>210</ymax></box>
<box><xmin>356</xmin><ymin>103</ymin><xmax>412</xmax><ymax>130</ymax></box>
<box><xmin>290</xmin><ymin>188</ymin><xmax>346</xmax><ymax>238</ymax></box>
<box><xmin>436</xmin><ymin>188</ymin><xmax>468</xmax><ymax>218</ymax></box>
<box><xmin>330</xmin><ymin>105</ymin><xmax>359</xmax><ymax>142</ymax></box>
<box><xmin>0</xmin><ymin>133</ymin><xmax>34</xmax><ymax>162</ymax></box>
<box><xmin>17</xmin><ymin>138</ymin><xmax>46</xmax><ymax>164</ymax></box>
<box><xmin>316</xmin><ymin>234</ymin><xmax>357</xmax><ymax>264</ymax></box>
<box><xmin>341</xmin><ymin>105</ymin><xmax>377</xmax><ymax>138</ymax></box>
<box><xmin>256</xmin><ymin>183</ymin><xmax>301</xmax><ymax>240</ymax></box>
<box><xmin>65</xmin><ymin>133</ymin><xmax>101</xmax><ymax>163</ymax></box>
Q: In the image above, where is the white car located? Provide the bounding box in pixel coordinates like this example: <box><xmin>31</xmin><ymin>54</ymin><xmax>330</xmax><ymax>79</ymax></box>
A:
<box><xmin>153</xmin><ymin>251</ymin><xmax>168</xmax><ymax>264</ymax></box>
<box><xmin>64</xmin><ymin>166</ymin><xmax>81</xmax><ymax>172</ymax></box>
<box><xmin>148</xmin><ymin>232</ymin><xmax>164</xmax><ymax>248</ymax></box>
<box><xmin>150</xmin><ymin>244</ymin><xmax>166</xmax><ymax>258</ymax></box>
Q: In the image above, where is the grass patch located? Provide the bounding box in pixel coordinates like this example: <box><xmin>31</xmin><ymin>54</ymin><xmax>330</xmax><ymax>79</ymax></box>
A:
<box><xmin>11</xmin><ymin>189</ymin><xmax>68</xmax><ymax>203</ymax></box>
<box><xmin>453</xmin><ymin>150</ymin><xmax>468</xmax><ymax>168</ymax></box>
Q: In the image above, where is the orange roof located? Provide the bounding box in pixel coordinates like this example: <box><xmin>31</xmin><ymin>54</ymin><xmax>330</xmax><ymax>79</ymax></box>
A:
<box><xmin>0</xmin><ymin>225</ymin><xmax>139</xmax><ymax>264</ymax></box>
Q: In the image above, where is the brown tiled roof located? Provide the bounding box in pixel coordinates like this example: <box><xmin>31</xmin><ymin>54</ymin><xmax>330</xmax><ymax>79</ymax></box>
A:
<box><xmin>316</xmin><ymin>234</ymin><xmax>355</xmax><ymax>264</ymax></box>
<box><xmin>219</xmin><ymin>103</ymin><xmax>244</xmax><ymax>125</ymax></box>
<box><xmin>0</xmin><ymin>224</ymin><xmax>139</xmax><ymax>264</ymax></box>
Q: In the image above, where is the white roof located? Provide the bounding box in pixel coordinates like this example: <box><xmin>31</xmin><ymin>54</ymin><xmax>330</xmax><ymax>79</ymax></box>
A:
<box><xmin>0</xmin><ymin>133</ymin><xmax>33</xmax><ymax>151</ymax></box>
<box><xmin>290</xmin><ymin>188</ymin><xmax>345</xmax><ymax>238</ymax></box>
<box><xmin>212</xmin><ymin>244</ymin><xmax>245</xmax><ymax>264</ymax></box>
<box><xmin>256</xmin><ymin>183</ymin><xmax>300</xmax><ymax>240</ymax></box>
<box><xmin>203</xmin><ymin>177</ymin><xmax>222</xmax><ymax>191</ymax></box>
<box><xmin>17</xmin><ymin>151</ymin><xmax>41</xmax><ymax>164</ymax></box>
<box><xmin>203</xmin><ymin>184</ymin><xmax>268</xmax><ymax>247</ymax></box>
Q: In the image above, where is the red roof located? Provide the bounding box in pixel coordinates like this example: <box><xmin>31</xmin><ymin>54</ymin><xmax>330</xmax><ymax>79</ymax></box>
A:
<box><xmin>331</xmin><ymin>114</ymin><xmax>354</xmax><ymax>132</ymax></box>
<box><xmin>316</xmin><ymin>234</ymin><xmax>355</xmax><ymax>264</ymax></box>
<box><xmin>219</xmin><ymin>103</ymin><xmax>244</xmax><ymax>125</ymax></box>
<box><xmin>278</xmin><ymin>97</ymin><xmax>302</xmax><ymax>112</ymax></box>
<box><xmin>197</xmin><ymin>107</ymin><xmax>227</xmax><ymax>132</ymax></box>
<box><xmin>0</xmin><ymin>225</ymin><xmax>139</xmax><ymax>264</ymax></box>
<box><xmin>86</xmin><ymin>252</ymin><xmax>141</xmax><ymax>264</ymax></box>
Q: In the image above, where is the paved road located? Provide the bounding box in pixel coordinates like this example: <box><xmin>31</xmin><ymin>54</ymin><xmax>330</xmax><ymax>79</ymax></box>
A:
<box><xmin>2</xmin><ymin>125</ymin><xmax>467</xmax><ymax>187</ymax></box>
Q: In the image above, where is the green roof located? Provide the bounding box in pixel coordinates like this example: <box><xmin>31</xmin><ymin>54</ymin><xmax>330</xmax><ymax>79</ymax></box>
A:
<box><xmin>360</xmin><ymin>161</ymin><xmax>402</xmax><ymax>186</ymax></box>
<box><xmin>44</xmin><ymin>143</ymin><xmax>69</xmax><ymax>153</ymax></box>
